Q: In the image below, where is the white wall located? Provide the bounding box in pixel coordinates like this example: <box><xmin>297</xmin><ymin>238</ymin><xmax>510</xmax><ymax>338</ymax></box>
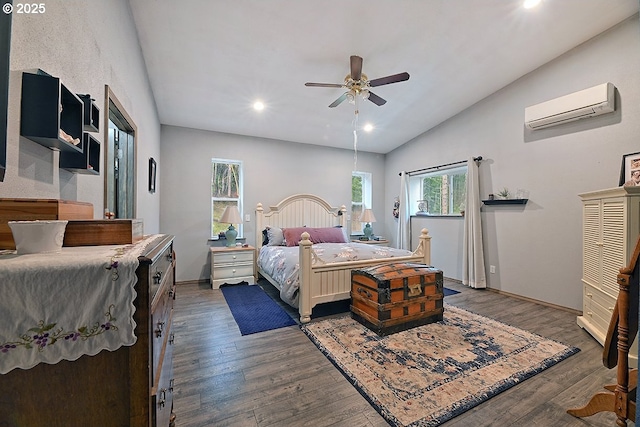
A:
<box><xmin>385</xmin><ymin>16</ymin><xmax>640</xmax><ymax>310</ymax></box>
<box><xmin>159</xmin><ymin>125</ymin><xmax>386</xmax><ymax>282</ymax></box>
<box><xmin>1</xmin><ymin>1</ymin><xmax>161</xmax><ymax>232</ymax></box>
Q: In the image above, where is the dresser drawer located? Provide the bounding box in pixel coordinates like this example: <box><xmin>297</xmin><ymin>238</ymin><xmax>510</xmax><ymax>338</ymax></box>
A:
<box><xmin>151</xmin><ymin>268</ymin><xmax>174</xmax><ymax>380</ymax></box>
<box><xmin>150</xmin><ymin>241</ymin><xmax>175</xmax><ymax>300</ymax></box>
<box><xmin>213</xmin><ymin>264</ymin><xmax>254</xmax><ymax>280</ymax></box>
<box><xmin>153</xmin><ymin>320</ymin><xmax>174</xmax><ymax>427</ymax></box>
<box><xmin>213</xmin><ymin>250</ymin><xmax>254</xmax><ymax>266</ymax></box>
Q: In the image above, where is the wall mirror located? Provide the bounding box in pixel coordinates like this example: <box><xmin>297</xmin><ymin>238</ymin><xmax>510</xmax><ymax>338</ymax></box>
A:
<box><xmin>104</xmin><ymin>86</ymin><xmax>137</xmax><ymax>218</ymax></box>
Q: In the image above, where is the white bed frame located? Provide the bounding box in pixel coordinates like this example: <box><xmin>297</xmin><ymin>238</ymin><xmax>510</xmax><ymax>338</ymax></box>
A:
<box><xmin>255</xmin><ymin>194</ymin><xmax>432</xmax><ymax>323</ymax></box>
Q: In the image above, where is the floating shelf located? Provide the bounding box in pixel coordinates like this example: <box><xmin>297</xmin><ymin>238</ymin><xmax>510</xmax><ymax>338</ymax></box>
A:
<box><xmin>77</xmin><ymin>94</ymin><xmax>100</xmax><ymax>133</ymax></box>
<box><xmin>20</xmin><ymin>71</ymin><xmax>84</xmax><ymax>153</ymax></box>
<box><xmin>482</xmin><ymin>199</ymin><xmax>528</xmax><ymax>205</ymax></box>
<box><xmin>60</xmin><ymin>133</ymin><xmax>100</xmax><ymax>175</ymax></box>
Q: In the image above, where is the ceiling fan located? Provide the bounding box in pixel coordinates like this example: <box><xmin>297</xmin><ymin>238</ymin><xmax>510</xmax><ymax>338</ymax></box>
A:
<box><xmin>305</xmin><ymin>55</ymin><xmax>410</xmax><ymax>108</ymax></box>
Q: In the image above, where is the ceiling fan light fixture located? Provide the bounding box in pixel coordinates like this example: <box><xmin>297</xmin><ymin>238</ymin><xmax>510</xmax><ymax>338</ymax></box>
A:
<box><xmin>361</xmin><ymin>90</ymin><xmax>370</xmax><ymax>100</ymax></box>
<box><xmin>346</xmin><ymin>90</ymin><xmax>356</xmax><ymax>104</ymax></box>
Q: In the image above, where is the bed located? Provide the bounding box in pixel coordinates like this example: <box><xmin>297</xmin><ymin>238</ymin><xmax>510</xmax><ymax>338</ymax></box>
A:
<box><xmin>255</xmin><ymin>194</ymin><xmax>432</xmax><ymax>323</ymax></box>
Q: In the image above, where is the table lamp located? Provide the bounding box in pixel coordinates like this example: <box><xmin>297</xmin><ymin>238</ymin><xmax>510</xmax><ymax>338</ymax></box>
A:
<box><xmin>219</xmin><ymin>205</ymin><xmax>242</xmax><ymax>247</ymax></box>
<box><xmin>360</xmin><ymin>208</ymin><xmax>377</xmax><ymax>240</ymax></box>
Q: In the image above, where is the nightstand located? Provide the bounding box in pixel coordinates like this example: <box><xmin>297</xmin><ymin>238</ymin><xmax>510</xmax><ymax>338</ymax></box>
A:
<box><xmin>210</xmin><ymin>246</ymin><xmax>256</xmax><ymax>289</ymax></box>
<box><xmin>352</xmin><ymin>239</ymin><xmax>390</xmax><ymax>246</ymax></box>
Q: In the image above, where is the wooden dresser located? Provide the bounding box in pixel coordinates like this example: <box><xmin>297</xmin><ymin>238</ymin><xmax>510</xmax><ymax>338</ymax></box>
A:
<box><xmin>0</xmin><ymin>234</ymin><xmax>177</xmax><ymax>427</ymax></box>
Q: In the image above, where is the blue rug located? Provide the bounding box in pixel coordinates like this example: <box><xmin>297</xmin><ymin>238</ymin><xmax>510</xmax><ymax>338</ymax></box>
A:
<box><xmin>444</xmin><ymin>287</ymin><xmax>460</xmax><ymax>296</ymax></box>
<box><xmin>221</xmin><ymin>284</ymin><xmax>297</xmax><ymax>335</ymax></box>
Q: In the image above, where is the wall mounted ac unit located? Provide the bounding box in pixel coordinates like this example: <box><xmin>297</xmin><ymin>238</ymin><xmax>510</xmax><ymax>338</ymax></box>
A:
<box><xmin>524</xmin><ymin>82</ymin><xmax>615</xmax><ymax>130</ymax></box>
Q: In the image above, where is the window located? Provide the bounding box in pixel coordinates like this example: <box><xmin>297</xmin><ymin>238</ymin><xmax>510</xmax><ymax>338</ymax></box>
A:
<box><xmin>352</xmin><ymin>171</ymin><xmax>372</xmax><ymax>234</ymax></box>
<box><xmin>211</xmin><ymin>159</ymin><xmax>243</xmax><ymax>238</ymax></box>
<box><xmin>410</xmin><ymin>166</ymin><xmax>466</xmax><ymax>215</ymax></box>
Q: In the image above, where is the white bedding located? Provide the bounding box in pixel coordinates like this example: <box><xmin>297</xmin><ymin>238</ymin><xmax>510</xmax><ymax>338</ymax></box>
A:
<box><xmin>257</xmin><ymin>242</ymin><xmax>413</xmax><ymax>307</ymax></box>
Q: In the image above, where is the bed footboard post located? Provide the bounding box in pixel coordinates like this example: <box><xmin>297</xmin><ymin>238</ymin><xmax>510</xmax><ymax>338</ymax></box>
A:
<box><xmin>256</xmin><ymin>203</ymin><xmax>264</xmax><ymax>249</ymax></box>
<box><xmin>299</xmin><ymin>232</ymin><xmax>313</xmax><ymax>323</ymax></box>
<box><xmin>418</xmin><ymin>228</ymin><xmax>431</xmax><ymax>265</ymax></box>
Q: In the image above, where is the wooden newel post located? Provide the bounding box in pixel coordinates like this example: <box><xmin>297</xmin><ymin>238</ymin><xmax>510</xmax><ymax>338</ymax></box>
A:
<box><xmin>567</xmin><ymin>234</ymin><xmax>640</xmax><ymax>425</ymax></box>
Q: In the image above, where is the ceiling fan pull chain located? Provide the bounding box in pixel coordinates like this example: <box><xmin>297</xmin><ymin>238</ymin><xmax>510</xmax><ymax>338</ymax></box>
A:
<box><xmin>353</xmin><ymin>98</ymin><xmax>359</xmax><ymax>170</ymax></box>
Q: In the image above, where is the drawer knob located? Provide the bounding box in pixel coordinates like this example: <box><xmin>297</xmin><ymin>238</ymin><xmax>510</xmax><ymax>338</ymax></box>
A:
<box><xmin>155</xmin><ymin>321</ymin><xmax>165</xmax><ymax>338</ymax></box>
<box><xmin>169</xmin><ymin>333</ymin><xmax>175</xmax><ymax>345</ymax></box>
<box><xmin>233</xmin><ymin>255</ymin><xmax>237</xmax><ymax>259</ymax></box>
<box><xmin>153</xmin><ymin>271</ymin><xmax>163</xmax><ymax>284</ymax></box>
<box><xmin>169</xmin><ymin>378</ymin><xmax>174</xmax><ymax>392</ymax></box>
<box><xmin>167</xmin><ymin>252</ymin><xmax>174</xmax><ymax>263</ymax></box>
<box><xmin>586</xmin><ymin>293</ymin><xmax>592</xmax><ymax>297</ymax></box>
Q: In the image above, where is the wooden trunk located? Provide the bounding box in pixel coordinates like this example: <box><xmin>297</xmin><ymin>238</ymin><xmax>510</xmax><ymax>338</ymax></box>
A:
<box><xmin>0</xmin><ymin>198</ymin><xmax>93</xmax><ymax>249</ymax></box>
<box><xmin>64</xmin><ymin>219</ymin><xmax>144</xmax><ymax>246</ymax></box>
<box><xmin>351</xmin><ymin>262</ymin><xmax>443</xmax><ymax>336</ymax></box>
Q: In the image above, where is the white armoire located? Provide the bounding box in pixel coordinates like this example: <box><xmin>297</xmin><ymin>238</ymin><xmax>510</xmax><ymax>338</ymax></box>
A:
<box><xmin>578</xmin><ymin>186</ymin><xmax>640</xmax><ymax>365</ymax></box>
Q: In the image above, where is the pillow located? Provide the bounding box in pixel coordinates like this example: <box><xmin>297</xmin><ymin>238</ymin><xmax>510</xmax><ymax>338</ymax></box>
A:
<box><xmin>266</xmin><ymin>226</ymin><xmax>285</xmax><ymax>246</ymax></box>
<box><xmin>335</xmin><ymin>225</ymin><xmax>349</xmax><ymax>243</ymax></box>
<box><xmin>308</xmin><ymin>227</ymin><xmax>348</xmax><ymax>244</ymax></box>
<box><xmin>283</xmin><ymin>227</ymin><xmax>308</xmax><ymax>247</ymax></box>
<box><xmin>283</xmin><ymin>226</ymin><xmax>348</xmax><ymax>246</ymax></box>
<box><xmin>262</xmin><ymin>229</ymin><xmax>269</xmax><ymax>246</ymax></box>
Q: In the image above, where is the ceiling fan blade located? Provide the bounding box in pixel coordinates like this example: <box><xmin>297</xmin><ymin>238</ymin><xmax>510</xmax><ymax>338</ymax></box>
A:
<box><xmin>350</xmin><ymin>55</ymin><xmax>363</xmax><ymax>81</ymax></box>
<box><xmin>369</xmin><ymin>72</ymin><xmax>410</xmax><ymax>87</ymax></box>
<box><xmin>367</xmin><ymin>91</ymin><xmax>387</xmax><ymax>106</ymax></box>
<box><xmin>329</xmin><ymin>93</ymin><xmax>348</xmax><ymax>108</ymax></box>
<box><xmin>305</xmin><ymin>82</ymin><xmax>344</xmax><ymax>88</ymax></box>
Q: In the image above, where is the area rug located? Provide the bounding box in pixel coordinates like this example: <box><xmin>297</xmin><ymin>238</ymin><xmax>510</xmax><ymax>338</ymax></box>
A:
<box><xmin>302</xmin><ymin>304</ymin><xmax>579</xmax><ymax>427</ymax></box>
<box><xmin>221</xmin><ymin>284</ymin><xmax>297</xmax><ymax>335</ymax></box>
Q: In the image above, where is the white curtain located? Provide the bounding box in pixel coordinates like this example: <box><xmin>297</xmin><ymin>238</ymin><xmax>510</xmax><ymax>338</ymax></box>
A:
<box><xmin>463</xmin><ymin>157</ymin><xmax>486</xmax><ymax>288</ymax></box>
<box><xmin>396</xmin><ymin>172</ymin><xmax>411</xmax><ymax>250</ymax></box>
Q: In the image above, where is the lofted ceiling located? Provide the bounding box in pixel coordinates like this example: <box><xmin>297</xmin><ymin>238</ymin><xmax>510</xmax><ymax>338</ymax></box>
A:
<box><xmin>128</xmin><ymin>0</ymin><xmax>638</xmax><ymax>154</ymax></box>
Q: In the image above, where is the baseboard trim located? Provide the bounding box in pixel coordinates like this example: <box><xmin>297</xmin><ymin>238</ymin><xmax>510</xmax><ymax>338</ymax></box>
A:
<box><xmin>486</xmin><ymin>287</ymin><xmax>581</xmax><ymax>316</ymax></box>
<box><xmin>177</xmin><ymin>279</ymin><xmax>209</xmax><ymax>286</ymax></box>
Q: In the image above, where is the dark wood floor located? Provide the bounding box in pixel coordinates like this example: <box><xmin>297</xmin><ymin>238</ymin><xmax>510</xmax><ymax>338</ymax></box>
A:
<box><xmin>171</xmin><ymin>280</ymin><xmax>630</xmax><ymax>426</ymax></box>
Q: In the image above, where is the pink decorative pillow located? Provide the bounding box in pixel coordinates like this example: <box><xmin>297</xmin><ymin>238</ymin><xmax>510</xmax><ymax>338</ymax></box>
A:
<box><xmin>308</xmin><ymin>227</ymin><xmax>348</xmax><ymax>244</ymax></box>
<box><xmin>283</xmin><ymin>227</ymin><xmax>309</xmax><ymax>246</ymax></box>
<box><xmin>282</xmin><ymin>227</ymin><xmax>348</xmax><ymax>246</ymax></box>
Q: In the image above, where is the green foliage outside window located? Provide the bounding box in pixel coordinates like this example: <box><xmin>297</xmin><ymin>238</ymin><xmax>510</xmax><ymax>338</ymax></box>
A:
<box><xmin>212</xmin><ymin>160</ymin><xmax>242</xmax><ymax>237</ymax></box>
<box><xmin>421</xmin><ymin>169</ymin><xmax>466</xmax><ymax>215</ymax></box>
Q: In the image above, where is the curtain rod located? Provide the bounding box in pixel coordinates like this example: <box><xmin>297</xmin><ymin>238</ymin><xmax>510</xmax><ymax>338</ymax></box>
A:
<box><xmin>399</xmin><ymin>156</ymin><xmax>482</xmax><ymax>176</ymax></box>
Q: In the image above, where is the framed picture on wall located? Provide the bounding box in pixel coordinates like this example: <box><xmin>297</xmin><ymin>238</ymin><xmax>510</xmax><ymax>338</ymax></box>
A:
<box><xmin>619</xmin><ymin>151</ymin><xmax>640</xmax><ymax>187</ymax></box>
<box><xmin>149</xmin><ymin>157</ymin><xmax>157</xmax><ymax>193</ymax></box>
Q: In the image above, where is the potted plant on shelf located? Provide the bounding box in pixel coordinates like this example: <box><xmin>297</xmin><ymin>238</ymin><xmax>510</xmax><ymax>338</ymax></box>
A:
<box><xmin>497</xmin><ymin>188</ymin><xmax>510</xmax><ymax>199</ymax></box>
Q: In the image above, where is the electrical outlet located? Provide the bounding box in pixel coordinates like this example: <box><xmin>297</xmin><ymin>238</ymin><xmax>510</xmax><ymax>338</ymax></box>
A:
<box><xmin>245</xmin><ymin>214</ymin><xmax>250</xmax><ymax>222</ymax></box>
<box><xmin>490</xmin><ymin>265</ymin><xmax>496</xmax><ymax>274</ymax></box>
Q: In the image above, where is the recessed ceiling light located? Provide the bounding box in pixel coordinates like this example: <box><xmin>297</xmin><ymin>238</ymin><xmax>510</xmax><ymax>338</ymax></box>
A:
<box><xmin>523</xmin><ymin>0</ymin><xmax>541</xmax><ymax>9</ymax></box>
<box><xmin>253</xmin><ymin>100</ymin><xmax>265</xmax><ymax>111</ymax></box>
<box><xmin>363</xmin><ymin>123</ymin><xmax>374</xmax><ymax>132</ymax></box>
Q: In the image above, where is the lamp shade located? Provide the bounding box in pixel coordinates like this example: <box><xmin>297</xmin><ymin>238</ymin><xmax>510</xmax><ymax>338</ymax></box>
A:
<box><xmin>220</xmin><ymin>205</ymin><xmax>242</xmax><ymax>224</ymax></box>
<box><xmin>359</xmin><ymin>209</ymin><xmax>377</xmax><ymax>224</ymax></box>
<box><xmin>220</xmin><ymin>205</ymin><xmax>242</xmax><ymax>247</ymax></box>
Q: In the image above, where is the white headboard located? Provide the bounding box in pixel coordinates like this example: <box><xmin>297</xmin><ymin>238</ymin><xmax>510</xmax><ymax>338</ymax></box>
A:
<box><xmin>255</xmin><ymin>194</ymin><xmax>347</xmax><ymax>249</ymax></box>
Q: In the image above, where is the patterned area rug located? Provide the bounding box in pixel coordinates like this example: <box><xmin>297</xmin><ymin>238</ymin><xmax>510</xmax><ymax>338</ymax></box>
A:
<box><xmin>302</xmin><ymin>304</ymin><xmax>579</xmax><ymax>427</ymax></box>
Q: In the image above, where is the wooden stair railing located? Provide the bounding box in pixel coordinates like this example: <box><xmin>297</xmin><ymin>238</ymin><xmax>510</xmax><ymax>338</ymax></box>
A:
<box><xmin>567</xmin><ymin>234</ymin><xmax>640</xmax><ymax>426</ymax></box>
